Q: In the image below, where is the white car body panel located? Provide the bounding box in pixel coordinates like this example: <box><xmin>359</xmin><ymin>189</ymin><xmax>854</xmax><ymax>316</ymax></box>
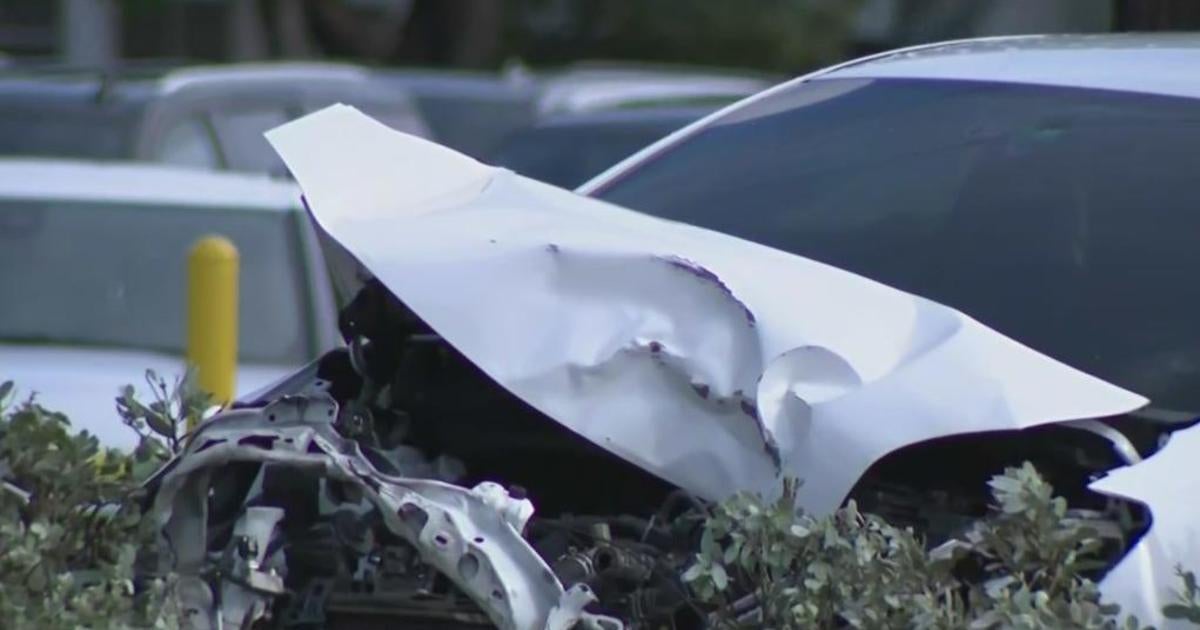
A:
<box><xmin>267</xmin><ymin>104</ymin><xmax>1146</xmax><ymax>515</ymax></box>
<box><xmin>536</xmin><ymin>77</ymin><xmax>769</xmax><ymax>115</ymax></box>
<box><xmin>1091</xmin><ymin>423</ymin><xmax>1200</xmax><ymax>629</ymax></box>
<box><xmin>2</xmin><ymin>345</ymin><xmax>292</xmax><ymax>450</ymax></box>
<box><xmin>0</xmin><ymin>158</ymin><xmax>300</xmax><ymax>209</ymax></box>
<box><xmin>158</xmin><ymin>62</ymin><xmax>371</xmax><ymax>94</ymax></box>
<box><xmin>535</xmin><ymin>65</ymin><xmax>773</xmax><ymax>115</ymax></box>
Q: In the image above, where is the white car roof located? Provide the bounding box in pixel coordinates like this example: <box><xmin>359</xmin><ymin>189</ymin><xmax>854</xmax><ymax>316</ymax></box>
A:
<box><xmin>537</xmin><ymin>68</ymin><xmax>771</xmax><ymax>114</ymax></box>
<box><xmin>0</xmin><ymin>158</ymin><xmax>301</xmax><ymax>210</ymax></box>
<box><xmin>824</xmin><ymin>33</ymin><xmax>1200</xmax><ymax>99</ymax></box>
<box><xmin>158</xmin><ymin>61</ymin><xmax>370</xmax><ymax>94</ymax></box>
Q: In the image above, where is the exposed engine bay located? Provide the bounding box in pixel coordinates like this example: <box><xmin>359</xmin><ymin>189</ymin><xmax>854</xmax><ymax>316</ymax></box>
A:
<box><xmin>142</xmin><ymin>279</ymin><xmax>1167</xmax><ymax>630</ymax></box>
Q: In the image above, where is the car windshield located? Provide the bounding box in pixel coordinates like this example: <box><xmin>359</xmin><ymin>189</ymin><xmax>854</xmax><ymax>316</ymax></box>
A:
<box><xmin>492</xmin><ymin>114</ymin><xmax>699</xmax><ymax>188</ymax></box>
<box><xmin>0</xmin><ymin>199</ymin><xmax>311</xmax><ymax>364</ymax></box>
<box><xmin>594</xmin><ymin>77</ymin><xmax>1200</xmax><ymax>411</ymax></box>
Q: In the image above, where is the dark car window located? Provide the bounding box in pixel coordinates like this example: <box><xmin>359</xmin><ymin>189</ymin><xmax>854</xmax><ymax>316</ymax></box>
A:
<box><xmin>415</xmin><ymin>95</ymin><xmax>536</xmax><ymax>158</ymax></box>
<box><xmin>0</xmin><ymin>104</ymin><xmax>139</xmax><ymax>159</ymax></box>
<box><xmin>492</xmin><ymin>117</ymin><xmax>697</xmax><ymax>188</ymax></box>
<box><xmin>0</xmin><ymin>199</ymin><xmax>310</xmax><ymax>364</ymax></box>
<box><xmin>595</xmin><ymin>77</ymin><xmax>1200</xmax><ymax>411</ymax></box>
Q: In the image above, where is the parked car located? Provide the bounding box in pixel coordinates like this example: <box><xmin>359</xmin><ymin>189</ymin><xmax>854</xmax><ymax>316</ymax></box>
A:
<box><xmin>373</xmin><ymin>67</ymin><xmax>538</xmax><ymax>158</ymax></box>
<box><xmin>489</xmin><ymin>103</ymin><xmax>728</xmax><ymax>188</ymax></box>
<box><xmin>0</xmin><ymin>158</ymin><xmax>339</xmax><ymax>448</ymax></box>
<box><xmin>137</xmin><ymin>35</ymin><xmax>1200</xmax><ymax>629</ymax></box>
<box><xmin>0</xmin><ymin>62</ymin><xmax>430</xmax><ymax>175</ymax></box>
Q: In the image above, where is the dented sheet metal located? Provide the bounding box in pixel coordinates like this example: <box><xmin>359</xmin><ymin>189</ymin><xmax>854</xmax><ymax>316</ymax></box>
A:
<box><xmin>1092</xmin><ymin>423</ymin><xmax>1200</xmax><ymax>629</ymax></box>
<box><xmin>266</xmin><ymin>104</ymin><xmax>1147</xmax><ymax>514</ymax></box>
<box><xmin>153</xmin><ymin>395</ymin><xmax>619</xmax><ymax>630</ymax></box>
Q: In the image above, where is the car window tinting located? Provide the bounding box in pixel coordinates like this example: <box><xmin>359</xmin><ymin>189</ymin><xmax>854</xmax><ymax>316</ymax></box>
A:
<box><xmin>492</xmin><ymin>121</ymin><xmax>689</xmax><ymax>188</ymax></box>
<box><xmin>595</xmin><ymin>77</ymin><xmax>1200</xmax><ymax>411</ymax></box>
<box><xmin>0</xmin><ymin>200</ymin><xmax>310</xmax><ymax>364</ymax></box>
<box><xmin>0</xmin><ymin>106</ymin><xmax>137</xmax><ymax>159</ymax></box>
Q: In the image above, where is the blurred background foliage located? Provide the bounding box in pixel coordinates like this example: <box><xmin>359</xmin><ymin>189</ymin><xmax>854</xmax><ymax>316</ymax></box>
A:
<box><xmin>3</xmin><ymin>0</ymin><xmax>1200</xmax><ymax>75</ymax></box>
<box><xmin>501</xmin><ymin>0</ymin><xmax>860</xmax><ymax>74</ymax></box>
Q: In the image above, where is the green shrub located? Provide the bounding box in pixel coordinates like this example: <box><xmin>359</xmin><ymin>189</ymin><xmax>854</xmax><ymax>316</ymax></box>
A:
<box><xmin>0</xmin><ymin>376</ymin><xmax>190</xmax><ymax>630</ymax></box>
<box><xmin>683</xmin><ymin>478</ymin><xmax>967</xmax><ymax>628</ymax></box>
<box><xmin>2</xmin><ymin>375</ymin><xmax>1196</xmax><ymax>629</ymax></box>
<box><xmin>683</xmin><ymin>463</ymin><xmax>1161</xmax><ymax>629</ymax></box>
<box><xmin>1166</xmin><ymin>567</ymin><xmax>1200</xmax><ymax>626</ymax></box>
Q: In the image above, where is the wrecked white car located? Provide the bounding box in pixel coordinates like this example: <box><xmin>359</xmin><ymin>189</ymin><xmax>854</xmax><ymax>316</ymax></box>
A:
<box><xmin>143</xmin><ymin>37</ymin><xmax>1200</xmax><ymax>626</ymax></box>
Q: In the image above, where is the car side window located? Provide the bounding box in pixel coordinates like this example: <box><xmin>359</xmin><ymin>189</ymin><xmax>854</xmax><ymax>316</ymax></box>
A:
<box><xmin>211</xmin><ymin>106</ymin><xmax>291</xmax><ymax>175</ymax></box>
<box><xmin>154</xmin><ymin>114</ymin><xmax>221</xmax><ymax>169</ymax></box>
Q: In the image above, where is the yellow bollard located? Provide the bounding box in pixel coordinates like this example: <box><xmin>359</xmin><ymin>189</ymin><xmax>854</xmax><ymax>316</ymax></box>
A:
<box><xmin>187</xmin><ymin>235</ymin><xmax>239</xmax><ymax>419</ymax></box>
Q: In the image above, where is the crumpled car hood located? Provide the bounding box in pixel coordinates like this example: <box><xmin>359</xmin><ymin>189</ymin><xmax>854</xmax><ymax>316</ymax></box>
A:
<box><xmin>266</xmin><ymin>104</ymin><xmax>1146</xmax><ymax>514</ymax></box>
